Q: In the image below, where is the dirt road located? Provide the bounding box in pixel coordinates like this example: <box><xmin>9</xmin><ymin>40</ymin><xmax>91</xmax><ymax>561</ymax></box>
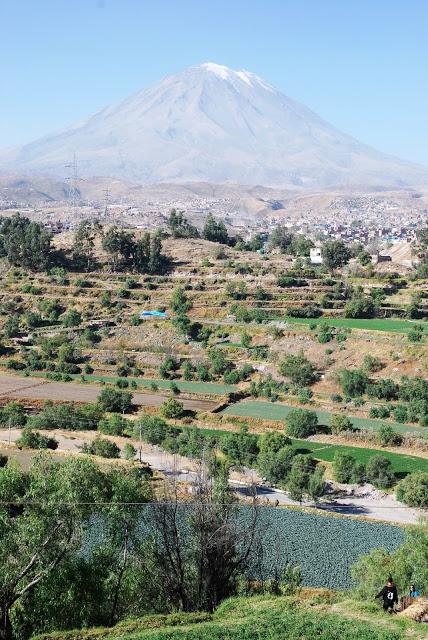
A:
<box><xmin>0</xmin><ymin>373</ymin><xmax>216</xmax><ymax>412</ymax></box>
<box><xmin>0</xmin><ymin>427</ymin><xmax>422</xmax><ymax>526</ymax></box>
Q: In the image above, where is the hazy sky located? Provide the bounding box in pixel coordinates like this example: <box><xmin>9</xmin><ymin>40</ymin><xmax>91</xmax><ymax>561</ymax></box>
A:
<box><xmin>1</xmin><ymin>0</ymin><xmax>427</xmax><ymax>166</ymax></box>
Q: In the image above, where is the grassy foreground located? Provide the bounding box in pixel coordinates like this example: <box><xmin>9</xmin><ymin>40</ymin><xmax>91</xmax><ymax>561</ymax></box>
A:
<box><xmin>33</xmin><ymin>592</ymin><xmax>425</xmax><ymax>640</ymax></box>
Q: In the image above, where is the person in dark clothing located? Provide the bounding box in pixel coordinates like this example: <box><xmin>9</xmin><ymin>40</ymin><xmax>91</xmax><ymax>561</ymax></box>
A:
<box><xmin>376</xmin><ymin>578</ymin><xmax>399</xmax><ymax>613</ymax></box>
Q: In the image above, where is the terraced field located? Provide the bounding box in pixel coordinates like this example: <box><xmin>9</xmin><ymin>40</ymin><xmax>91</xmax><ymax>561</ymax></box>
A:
<box><xmin>223</xmin><ymin>400</ymin><xmax>427</xmax><ymax>435</ymax></box>
<box><xmin>273</xmin><ymin>316</ymin><xmax>428</xmax><ymax>334</ymax></box>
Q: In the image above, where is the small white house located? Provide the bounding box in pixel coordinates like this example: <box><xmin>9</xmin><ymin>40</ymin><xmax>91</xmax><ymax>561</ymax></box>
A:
<box><xmin>310</xmin><ymin>247</ymin><xmax>323</xmax><ymax>264</ymax></box>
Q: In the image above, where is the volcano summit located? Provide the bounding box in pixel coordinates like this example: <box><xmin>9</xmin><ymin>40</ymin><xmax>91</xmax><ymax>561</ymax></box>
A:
<box><xmin>2</xmin><ymin>62</ymin><xmax>427</xmax><ymax>188</ymax></box>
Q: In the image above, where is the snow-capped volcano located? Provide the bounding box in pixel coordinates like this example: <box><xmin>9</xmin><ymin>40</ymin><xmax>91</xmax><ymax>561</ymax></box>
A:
<box><xmin>2</xmin><ymin>62</ymin><xmax>427</xmax><ymax>188</ymax></box>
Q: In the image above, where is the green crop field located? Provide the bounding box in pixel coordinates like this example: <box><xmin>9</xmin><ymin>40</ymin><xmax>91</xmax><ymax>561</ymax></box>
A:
<box><xmin>31</xmin><ymin>373</ymin><xmax>235</xmax><ymax>395</ymax></box>
<box><xmin>196</xmin><ymin>425</ymin><xmax>428</xmax><ymax>476</ymax></box>
<box><xmin>223</xmin><ymin>400</ymin><xmax>427</xmax><ymax>435</ymax></box>
<box><xmin>245</xmin><ymin>507</ymin><xmax>404</xmax><ymax>589</ymax></box>
<box><xmin>84</xmin><ymin>505</ymin><xmax>404</xmax><ymax>591</ymax></box>
<box><xmin>272</xmin><ymin>315</ymin><xmax>428</xmax><ymax>334</ymax></box>
<box><xmin>290</xmin><ymin>439</ymin><xmax>428</xmax><ymax>476</ymax></box>
<box><xmin>80</xmin><ymin>375</ymin><xmax>235</xmax><ymax>395</ymax></box>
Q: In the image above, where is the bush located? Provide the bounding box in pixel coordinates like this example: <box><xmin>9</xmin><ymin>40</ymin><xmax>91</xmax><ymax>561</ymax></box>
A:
<box><xmin>97</xmin><ymin>413</ymin><xmax>128</xmax><ymax>436</ymax></box>
<box><xmin>16</xmin><ymin>427</ymin><xmax>58</xmax><ymax>450</ymax></box>
<box><xmin>366</xmin><ymin>455</ymin><xmax>395</xmax><ymax>489</ymax></box>
<box><xmin>393</xmin><ymin>404</ymin><xmax>408</xmax><ymax>423</ymax></box>
<box><xmin>340</xmin><ymin>369</ymin><xmax>369</xmax><ymax>398</ymax></box>
<box><xmin>396</xmin><ymin>472</ymin><xmax>428</xmax><ymax>508</ymax></box>
<box><xmin>362</xmin><ymin>355</ymin><xmax>384</xmax><ymax>373</ymax></box>
<box><xmin>279</xmin><ymin>351</ymin><xmax>317</xmax><ymax>386</ymax></box>
<box><xmin>286</xmin><ymin>409</ymin><xmax>318</xmax><ymax>438</ymax></box>
<box><xmin>344</xmin><ymin>296</ymin><xmax>376</xmax><ymax>319</ymax></box>
<box><xmin>97</xmin><ymin>388</ymin><xmax>133</xmax><ymax>413</ymax></box>
<box><xmin>123</xmin><ymin>442</ymin><xmax>137</xmax><ymax>461</ymax></box>
<box><xmin>61</xmin><ymin>309</ymin><xmax>82</xmax><ymax>327</ymax></box>
<box><xmin>367</xmin><ymin>378</ymin><xmax>399</xmax><ymax>401</ymax></box>
<box><xmin>369</xmin><ymin>406</ymin><xmax>390</xmax><ymax>419</ymax></box>
<box><xmin>83</xmin><ymin>437</ymin><xmax>120</xmax><ymax>459</ymax></box>
<box><xmin>286</xmin><ymin>305</ymin><xmax>322</xmax><ymax>319</ymax></box>
<box><xmin>160</xmin><ymin>398</ymin><xmax>185</xmax><ymax>419</ymax></box>
<box><xmin>377</xmin><ymin>424</ymin><xmax>402</xmax><ymax>447</ymax></box>
<box><xmin>330</xmin><ymin>414</ymin><xmax>353</xmax><ymax>434</ymax></box>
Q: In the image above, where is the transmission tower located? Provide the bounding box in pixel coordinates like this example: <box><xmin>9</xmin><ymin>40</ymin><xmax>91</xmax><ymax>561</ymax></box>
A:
<box><xmin>103</xmin><ymin>187</ymin><xmax>110</xmax><ymax>220</ymax></box>
<box><xmin>65</xmin><ymin>153</ymin><xmax>80</xmax><ymax>217</ymax></box>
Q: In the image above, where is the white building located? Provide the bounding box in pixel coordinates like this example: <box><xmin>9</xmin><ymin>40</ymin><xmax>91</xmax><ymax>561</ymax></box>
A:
<box><xmin>310</xmin><ymin>247</ymin><xmax>323</xmax><ymax>264</ymax></box>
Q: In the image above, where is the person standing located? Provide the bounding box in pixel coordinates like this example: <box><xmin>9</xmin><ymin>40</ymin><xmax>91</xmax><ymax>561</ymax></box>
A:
<box><xmin>409</xmin><ymin>584</ymin><xmax>420</xmax><ymax>598</ymax></box>
<box><xmin>376</xmin><ymin>578</ymin><xmax>399</xmax><ymax>613</ymax></box>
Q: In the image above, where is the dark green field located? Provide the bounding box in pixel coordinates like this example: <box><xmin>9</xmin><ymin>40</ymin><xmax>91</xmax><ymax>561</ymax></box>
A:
<box><xmin>223</xmin><ymin>400</ymin><xmax>426</xmax><ymax>435</ymax></box>
<box><xmin>272</xmin><ymin>315</ymin><xmax>428</xmax><ymax>334</ymax></box>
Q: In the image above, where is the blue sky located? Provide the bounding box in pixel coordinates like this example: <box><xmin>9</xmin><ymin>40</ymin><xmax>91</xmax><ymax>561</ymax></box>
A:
<box><xmin>1</xmin><ymin>0</ymin><xmax>427</xmax><ymax>165</ymax></box>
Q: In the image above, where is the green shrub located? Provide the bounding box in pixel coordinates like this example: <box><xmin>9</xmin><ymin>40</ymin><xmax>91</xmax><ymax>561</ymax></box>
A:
<box><xmin>16</xmin><ymin>427</ymin><xmax>58</xmax><ymax>450</ymax></box>
<box><xmin>82</xmin><ymin>437</ymin><xmax>120</xmax><ymax>459</ymax></box>
<box><xmin>286</xmin><ymin>409</ymin><xmax>318</xmax><ymax>438</ymax></box>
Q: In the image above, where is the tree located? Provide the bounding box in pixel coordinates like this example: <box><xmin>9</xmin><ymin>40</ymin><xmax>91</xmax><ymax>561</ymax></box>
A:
<box><xmin>220</xmin><ymin>426</ymin><xmax>259</xmax><ymax>468</ymax></box>
<box><xmin>72</xmin><ymin>220</ymin><xmax>101</xmax><ymax>271</ymax></box>
<box><xmin>0</xmin><ymin>214</ymin><xmax>53</xmax><ymax>271</ymax></box>
<box><xmin>202</xmin><ymin>213</ymin><xmax>229</xmax><ymax>244</ymax></box>
<box><xmin>4</xmin><ymin>317</ymin><xmax>20</xmax><ymax>339</ymax></box>
<box><xmin>147</xmin><ymin>231</ymin><xmax>168</xmax><ymax>274</ymax></box>
<box><xmin>330</xmin><ymin>413</ymin><xmax>353</xmax><ymax>434</ymax></box>
<box><xmin>352</xmin><ymin>521</ymin><xmax>428</xmax><ymax>597</ymax></box>
<box><xmin>321</xmin><ymin>240</ymin><xmax>351</xmax><ymax>271</ymax></box>
<box><xmin>286</xmin><ymin>409</ymin><xmax>318</xmax><ymax>438</ymax></box>
<box><xmin>366</xmin><ymin>455</ymin><xmax>395</xmax><ymax>489</ymax></box>
<box><xmin>0</xmin><ymin>456</ymin><xmax>109</xmax><ymax>640</ymax></box>
<box><xmin>98</xmin><ymin>414</ymin><xmax>127</xmax><ymax>436</ymax></box>
<box><xmin>160</xmin><ymin>398</ymin><xmax>184</xmax><ymax>419</ymax></box>
<box><xmin>170</xmin><ymin>287</ymin><xmax>192</xmax><ymax>314</ymax></box>
<box><xmin>61</xmin><ymin>309</ymin><xmax>82</xmax><ymax>328</ymax></box>
<box><xmin>101</xmin><ymin>226</ymin><xmax>134</xmax><ymax>272</ymax></box>
<box><xmin>344</xmin><ymin>295</ymin><xmax>376</xmax><ymax>319</ymax></box>
<box><xmin>269</xmin><ymin>226</ymin><xmax>294</xmax><ymax>253</ymax></box>
<box><xmin>340</xmin><ymin>369</ymin><xmax>369</xmax><ymax>398</ymax></box>
<box><xmin>377</xmin><ymin>424</ymin><xmax>401</xmax><ymax>447</ymax></box>
<box><xmin>144</xmin><ymin>471</ymin><xmax>260</xmax><ymax>613</ymax></box>
<box><xmin>257</xmin><ymin>444</ymin><xmax>296</xmax><ymax>485</ymax></box>
<box><xmin>396</xmin><ymin>472</ymin><xmax>428</xmax><ymax>508</ymax></box>
<box><xmin>286</xmin><ymin>455</ymin><xmax>317</xmax><ymax>502</ymax></box>
<box><xmin>289</xmin><ymin>235</ymin><xmax>314</xmax><ymax>257</ymax></box>
<box><xmin>6</xmin><ymin>464</ymin><xmax>151</xmax><ymax>637</ymax></box>
<box><xmin>167</xmin><ymin>209</ymin><xmax>199</xmax><ymax>239</ymax></box>
<box><xmin>308</xmin><ymin>465</ymin><xmax>326</xmax><ymax>500</ymax></box>
<box><xmin>332</xmin><ymin>452</ymin><xmax>357</xmax><ymax>483</ymax></box>
<box><xmin>0</xmin><ymin>402</ymin><xmax>26</xmax><ymax>428</ymax></box>
<box><xmin>278</xmin><ymin>350</ymin><xmax>317</xmax><ymax>386</ymax></box>
<box><xmin>97</xmin><ymin>388</ymin><xmax>133</xmax><ymax>413</ymax></box>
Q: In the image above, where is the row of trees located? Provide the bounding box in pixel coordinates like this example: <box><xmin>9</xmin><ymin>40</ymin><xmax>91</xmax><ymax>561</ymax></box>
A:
<box><xmin>0</xmin><ymin>453</ymin><xmax>280</xmax><ymax>640</ymax></box>
<box><xmin>0</xmin><ymin>215</ymin><xmax>170</xmax><ymax>275</ymax></box>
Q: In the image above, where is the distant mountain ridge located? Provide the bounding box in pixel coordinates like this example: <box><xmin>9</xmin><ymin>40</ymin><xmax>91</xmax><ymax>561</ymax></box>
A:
<box><xmin>1</xmin><ymin>62</ymin><xmax>427</xmax><ymax>188</ymax></box>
